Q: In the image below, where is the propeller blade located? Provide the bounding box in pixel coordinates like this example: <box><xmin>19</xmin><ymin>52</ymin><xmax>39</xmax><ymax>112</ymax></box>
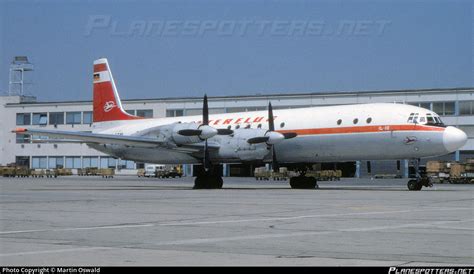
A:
<box><xmin>204</xmin><ymin>139</ymin><xmax>210</xmax><ymax>171</ymax></box>
<box><xmin>203</xmin><ymin>94</ymin><xmax>209</xmax><ymax>126</ymax></box>
<box><xmin>247</xmin><ymin>136</ymin><xmax>270</xmax><ymax>144</ymax></box>
<box><xmin>282</xmin><ymin>132</ymin><xmax>297</xmax><ymax>139</ymax></box>
<box><xmin>268</xmin><ymin>102</ymin><xmax>275</xmax><ymax>131</ymax></box>
<box><xmin>217</xmin><ymin>128</ymin><xmax>233</xmax><ymax>135</ymax></box>
<box><xmin>271</xmin><ymin>146</ymin><xmax>279</xmax><ymax>172</ymax></box>
<box><xmin>178</xmin><ymin>129</ymin><xmax>202</xmax><ymax>136</ymax></box>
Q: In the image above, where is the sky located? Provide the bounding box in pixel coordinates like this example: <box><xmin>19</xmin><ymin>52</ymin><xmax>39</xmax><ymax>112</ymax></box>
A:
<box><xmin>0</xmin><ymin>0</ymin><xmax>472</xmax><ymax>101</ymax></box>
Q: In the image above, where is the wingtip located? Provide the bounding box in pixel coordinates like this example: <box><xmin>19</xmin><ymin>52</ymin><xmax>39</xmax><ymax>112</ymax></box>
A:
<box><xmin>12</xmin><ymin>128</ymin><xmax>27</xmax><ymax>133</ymax></box>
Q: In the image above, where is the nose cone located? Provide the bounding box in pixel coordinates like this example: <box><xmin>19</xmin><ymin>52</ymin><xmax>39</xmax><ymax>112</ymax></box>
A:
<box><xmin>266</xmin><ymin>131</ymin><xmax>285</xmax><ymax>145</ymax></box>
<box><xmin>198</xmin><ymin>125</ymin><xmax>218</xmax><ymax>139</ymax></box>
<box><xmin>443</xmin><ymin>126</ymin><xmax>468</xmax><ymax>152</ymax></box>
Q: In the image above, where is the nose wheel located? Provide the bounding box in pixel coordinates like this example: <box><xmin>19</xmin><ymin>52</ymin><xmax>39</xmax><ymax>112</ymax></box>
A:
<box><xmin>407</xmin><ymin>159</ymin><xmax>433</xmax><ymax>191</ymax></box>
<box><xmin>407</xmin><ymin>179</ymin><xmax>422</xmax><ymax>191</ymax></box>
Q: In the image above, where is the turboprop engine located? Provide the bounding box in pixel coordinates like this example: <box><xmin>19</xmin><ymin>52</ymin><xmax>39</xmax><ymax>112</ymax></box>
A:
<box><xmin>171</xmin><ymin>122</ymin><xmax>218</xmax><ymax>145</ymax></box>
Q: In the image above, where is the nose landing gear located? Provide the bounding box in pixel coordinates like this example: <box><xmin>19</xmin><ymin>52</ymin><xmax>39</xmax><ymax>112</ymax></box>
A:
<box><xmin>407</xmin><ymin>159</ymin><xmax>433</xmax><ymax>191</ymax></box>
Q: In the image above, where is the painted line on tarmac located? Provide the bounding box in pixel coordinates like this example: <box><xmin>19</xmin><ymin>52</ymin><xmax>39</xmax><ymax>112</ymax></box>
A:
<box><xmin>0</xmin><ymin>207</ymin><xmax>471</xmax><ymax>235</ymax></box>
<box><xmin>0</xmin><ymin>219</ymin><xmax>472</xmax><ymax>257</ymax></box>
<box><xmin>0</xmin><ymin>223</ymin><xmax>154</xmax><ymax>235</ymax></box>
<box><xmin>158</xmin><ymin>207</ymin><xmax>473</xmax><ymax>226</ymax></box>
<box><xmin>0</xmin><ymin>247</ymin><xmax>113</xmax><ymax>257</ymax></box>
<box><xmin>152</xmin><ymin>219</ymin><xmax>474</xmax><ymax>246</ymax></box>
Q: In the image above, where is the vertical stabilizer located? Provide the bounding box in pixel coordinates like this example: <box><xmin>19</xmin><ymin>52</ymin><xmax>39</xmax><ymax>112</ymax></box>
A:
<box><xmin>93</xmin><ymin>58</ymin><xmax>141</xmax><ymax>122</ymax></box>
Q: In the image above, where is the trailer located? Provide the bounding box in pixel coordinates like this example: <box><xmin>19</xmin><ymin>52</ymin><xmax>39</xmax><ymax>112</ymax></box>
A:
<box><xmin>426</xmin><ymin>160</ymin><xmax>474</xmax><ymax>184</ymax></box>
<box><xmin>426</xmin><ymin>161</ymin><xmax>451</xmax><ymax>183</ymax></box>
<box><xmin>305</xmin><ymin>170</ymin><xmax>342</xmax><ymax>181</ymax></box>
<box><xmin>99</xmin><ymin>168</ymin><xmax>115</xmax><ymax>178</ymax></box>
<box><xmin>30</xmin><ymin>169</ymin><xmax>45</xmax><ymax>178</ymax></box>
<box><xmin>254</xmin><ymin>167</ymin><xmax>290</xmax><ymax>181</ymax></box>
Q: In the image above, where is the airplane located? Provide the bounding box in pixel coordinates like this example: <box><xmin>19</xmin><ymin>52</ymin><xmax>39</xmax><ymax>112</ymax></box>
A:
<box><xmin>13</xmin><ymin>58</ymin><xmax>468</xmax><ymax>191</ymax></box>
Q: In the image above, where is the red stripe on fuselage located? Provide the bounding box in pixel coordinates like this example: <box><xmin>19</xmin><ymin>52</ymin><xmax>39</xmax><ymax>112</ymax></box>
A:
<box><xmin>94</xmin><ymin>64</ymin><xmax>107</xmax><ymax>72</ymax></box>
<box><xmin>278</xmin><ymin>125</ymin><xmax>444</xmax><ymax>136</ymax></box>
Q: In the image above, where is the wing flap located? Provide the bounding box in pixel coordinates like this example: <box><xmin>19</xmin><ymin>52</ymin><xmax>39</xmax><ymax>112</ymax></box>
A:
<box><xmin>13</xmin><ymin>128</ymin><xmax>164</xmax><ymax>148</ymax></box>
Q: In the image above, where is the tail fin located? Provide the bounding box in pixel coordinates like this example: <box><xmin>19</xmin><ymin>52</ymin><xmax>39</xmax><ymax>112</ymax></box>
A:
<box><xmin>93</xmin><ymin>58</ymin><xmax>141</xmax><ymax>122</ymax></box>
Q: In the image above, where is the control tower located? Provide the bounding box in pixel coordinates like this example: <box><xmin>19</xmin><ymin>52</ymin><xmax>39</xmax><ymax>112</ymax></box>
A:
<box><xmin>9</xmin><ymin>56</ymin><xmax>34</xmax><ymax>96</ymax></box>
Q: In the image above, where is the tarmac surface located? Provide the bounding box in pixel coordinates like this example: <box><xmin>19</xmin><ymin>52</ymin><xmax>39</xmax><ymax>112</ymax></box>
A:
<box><xmin>0</xmin><ymin>176</ymin><xmax>473</xmax><ymax>266</ymax></box>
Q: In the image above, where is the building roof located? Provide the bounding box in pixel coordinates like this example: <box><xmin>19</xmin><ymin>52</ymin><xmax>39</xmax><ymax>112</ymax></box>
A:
<box><xmin>5</xmin><ymin>87</ymin><xmax>474</xmax><ymax>107</ymax></box>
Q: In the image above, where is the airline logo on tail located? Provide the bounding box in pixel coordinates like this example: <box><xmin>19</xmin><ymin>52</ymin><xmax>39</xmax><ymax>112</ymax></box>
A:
<box><xmin>103</xmin><ymin>101</ymin><xmax>116</xmax><ymax>112</ymax></box>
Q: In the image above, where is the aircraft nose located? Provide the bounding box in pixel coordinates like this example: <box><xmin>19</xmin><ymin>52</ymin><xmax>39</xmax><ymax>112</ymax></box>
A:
<box><xmin>443</xmin><ymin>126</ymin><xmax>468</xmax><ymax>152</ymax></box>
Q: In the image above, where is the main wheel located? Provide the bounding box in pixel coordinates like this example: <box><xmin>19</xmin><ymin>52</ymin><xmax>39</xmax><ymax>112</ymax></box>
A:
<box><xmin>290</xmin><ymin>177</ymin><xmax>317</xmax><ymax>189</ymax></box>
<box><xmin>193</xmin><ymin>175</ymin><xmax>223</xmax><ymax>189</ymax></box>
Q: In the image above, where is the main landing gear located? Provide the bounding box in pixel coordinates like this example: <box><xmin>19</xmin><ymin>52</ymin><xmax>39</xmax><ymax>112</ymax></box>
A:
<box><xmin>289</xmin><ymin>169</ymin><xmax>318</xmax><ymax>189</ymax></box>
<box><xmin>407</xmin><ymin>159</ymin><xmax>433</xmax><ymax>191</ymax></box>
<box><xmin>193</xmin><ymin>165</ymin><xmax>223</xmax><ymax>189</ymax></box>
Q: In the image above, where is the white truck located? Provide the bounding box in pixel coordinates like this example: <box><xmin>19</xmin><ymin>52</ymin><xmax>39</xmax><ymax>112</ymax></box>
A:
<box><xmin>144</xmin><ymin>164</ymin><xmax>165</xmax><ymax>178</ymax></box>
<box><xmin>142</xmin><ymin>164</ymin><xmax>183</xmax><ymax>178</ymax></box>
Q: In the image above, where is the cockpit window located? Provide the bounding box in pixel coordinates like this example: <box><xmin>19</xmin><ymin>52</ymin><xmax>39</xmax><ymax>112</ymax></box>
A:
<box><xmin>426</xmin><ymin>114</ymin><xmax>435</xmax><ymax>123</ymax></box>
<box><xmin>425</xmin><ymin>113</ymin><xmax>445</xmax><ymax>127</ymax></box>
<box><xmin>408</xmin><ymin>112</ymin><xmax>445</xmax><ymax>127</ymax></box>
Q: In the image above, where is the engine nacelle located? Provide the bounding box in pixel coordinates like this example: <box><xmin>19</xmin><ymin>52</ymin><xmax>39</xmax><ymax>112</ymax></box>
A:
<box><xmin>171</xmin><ymin>123</ymin><xmax>217</xmax><ymax>145</ymax></box>
<box><xmin>218</xmin><ymin>128</ymin><xmax>271</xmax><ymax>161</ymax></box>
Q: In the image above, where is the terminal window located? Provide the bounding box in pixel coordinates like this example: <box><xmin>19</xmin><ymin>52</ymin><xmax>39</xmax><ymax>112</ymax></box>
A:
<box><xmin>66</xmin><ymin>112</ymin><xmax>82</xmax><ymax>124</ymax></box>
<box><xmin>433</xmin><ymin>102</ymin><xmax>455</xmax><ymax>116</ymax></box>
<box><xmin>459</xmin><ymin>101</ymin><xmax>473</xmax><ymax>115</ymax></box>
<box><xmin>166</xmin><ymin>109</ymin><xmax>184</xmax><ymax>117</ymax></box>
<box><xmin>48</xmin><ymin>157</ymin><xmax>64</xmax><ymax>169</ymax></box>
<box><xmin>16</xmin><ymin>113</ymin><xmax>31</xmax><ymax>125</ymax></box>
<box><xmin>65</xmin><ymin>157</ymin><xmax>82</xmax><ymax>168</ymax></box>
<box><xmin>83</xmin><ymin>157</ymin><xmax>99</xmax><ymax>168</ymax></box>
<box><xmin>16</xmin><ymin>133</ymin><xmax>30</xmax><ymax>143</ymax></box>
<box><xmin>100</xmin><ymin>157</ymin><xmax>117</xmax><ymax>168</ymax></box>
<box><xmin>49</xmin><ymin>112</ymin><xmax>64</xmax><ymax>125</ymax></box>
<box><xmin>136</xmin><ymin>109</ymin><xmax>153</xmax><ymax>118</ymax></box>
<box><xmin>83</xmin><ymin>111</ymin><xmax>93</xmax><ymax>124</ymax></box>
<box><xmin>32</xmin><ymin>156</ymin><xmax>47</xmax><ymax>169</ymax></box>
<box><xmin>32</xmin><ymin>113</ymin><xmax>48</xmax><ymax>125</ymax></box>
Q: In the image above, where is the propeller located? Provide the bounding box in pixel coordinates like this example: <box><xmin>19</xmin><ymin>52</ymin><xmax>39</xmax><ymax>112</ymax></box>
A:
<box><xmin>177</xmin><ymin>95</ymin><xmax>233</xmax><ymax>139</ymax></box>
<box><xmin>246</xmin><ymin>102</ymin><xmax>297</xmax><ymax>172</ymax></box>
<box><xmin>175</xmin><ymin>95</ymin><xmax>235</xmax><ymax>171</ymax></box>
<box><xmin>202</xmin><ymin>95</ymin><xmax>210</xmax><ymax>171</ymax></box>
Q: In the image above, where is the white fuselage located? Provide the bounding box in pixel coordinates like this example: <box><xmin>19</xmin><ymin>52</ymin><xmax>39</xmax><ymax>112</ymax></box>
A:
<box><xmin>88</xmin><ymin>103</ymin><xmax>459</xmax><ymax>164</ymax></box>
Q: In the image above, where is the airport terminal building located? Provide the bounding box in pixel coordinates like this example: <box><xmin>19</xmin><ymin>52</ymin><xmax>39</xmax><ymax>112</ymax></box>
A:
<box><xmin>1</xmin><ymin>87</ymin><xmax>473</xmax><ymax>178</ymax></box>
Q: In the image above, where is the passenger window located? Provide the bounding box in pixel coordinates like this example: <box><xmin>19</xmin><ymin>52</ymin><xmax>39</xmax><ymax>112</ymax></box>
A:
<box><xmin>257</xmin><ymin>124</ymin><xmax>262</xmax><ymax>129</ymax></box>
<box><xmin>337</xmin><ymin>119</ymin><xmax>342</xmax><ymax>125</ymax></box>
<box><xmin>280</xmin><ymin>122</ymin><xmax>285</xmax><ymax>128</ymax></box>
<box><xmin>227</xmin><ymin>125</ymin><xmax>232</xmax><ymax>130</ymax></box>
<box><xmin>235</xmin><ymin>125</ymin><xmax>240</xmax><ymax>129</ymax></box>
<box><xmin>366</xmin><ymin>117</ymin><xmax>372</xmax><ymax>124</ymax></box>
<box><xmin>353</xmin><ymin>118</ymin><xmax>358</xmax><ymax>124</ymax></box>
<box><xmin>245</xmin><ymin>124</ymin><xmax>251</xmax><ymax>129</ymax></box>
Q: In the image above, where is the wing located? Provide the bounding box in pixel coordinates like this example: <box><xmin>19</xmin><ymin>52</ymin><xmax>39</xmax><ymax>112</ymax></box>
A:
<box><xmin>13</xmin><ymin>128</ymin><xmax>165</xmax><ymax>148</ymax></box>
